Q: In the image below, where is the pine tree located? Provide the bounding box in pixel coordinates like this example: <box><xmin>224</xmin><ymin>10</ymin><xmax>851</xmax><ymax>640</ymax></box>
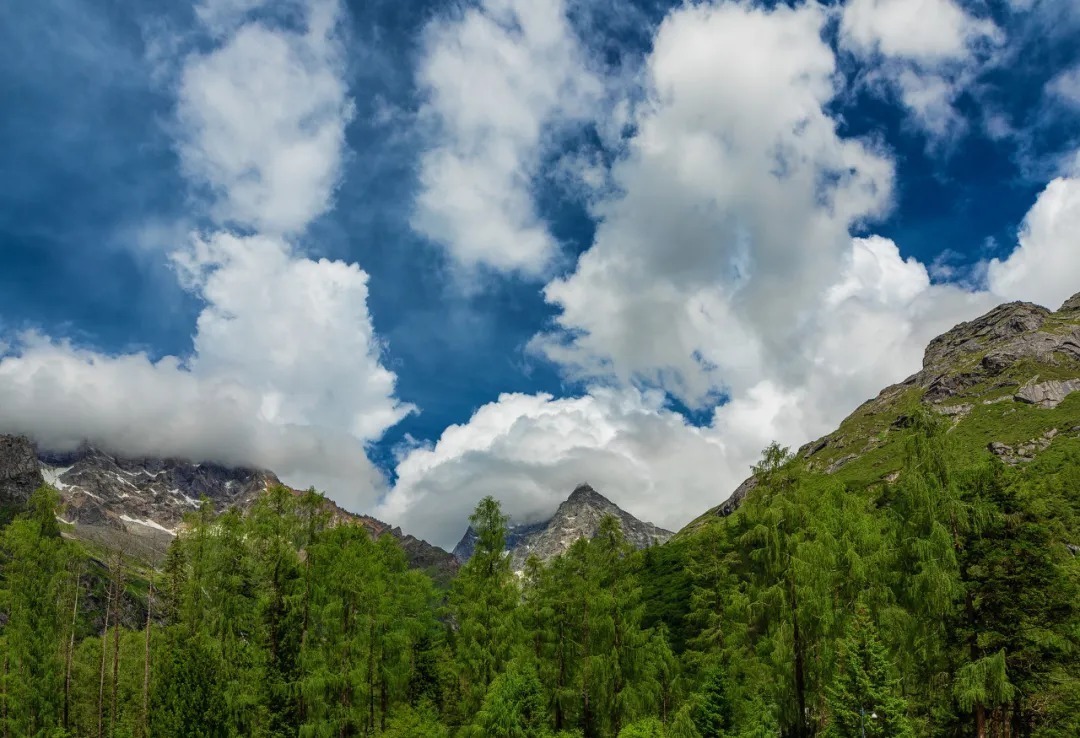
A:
<box><xmin>0</xmin><ymin>485</ymin><xmax>72</xmax><ymax>737</ymax></box>
<box><xmin>448</xmin><ymin>496</ymin><xmax>521</xmax><ymax>718</ymax></box>
<box><xmin>825</xmin><ymin>605</ymin><xmax>913</xmax><ymax>738</ymax></box>
<box><xmin>691</xmin><ymin>662</ymin><xmax>731</xmax><ymax>738</ymax></box>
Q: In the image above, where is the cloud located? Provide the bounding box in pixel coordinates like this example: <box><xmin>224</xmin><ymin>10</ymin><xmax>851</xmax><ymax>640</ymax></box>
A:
<box><xmin>839</xmin><ymin>0</ymin><xmax>1001</xmax><ymax>145</ymax></box>
<box><xmin>177</xmin><ymin>0</ymin><xmax>352</xmax><ymax>235</ymax></box>
<box><xmin>533</xmin><ymin>1</ymin><xmax>894</xmax><ymax>405</ymax></box>
<box><xmin>840</xmin><ymin>0</ymin><xmax>997</xmax><ymax>62</ymax></box>
<box><xmin>0</xmin><ymin>0</ymin><xmax>410</xmax><ymax>511</ymax></box>
<box><xmin>1047</xmin><ymin>64</ymin><xmax>1080</xmax><ymax>110</ymax></box>
<box><xmin>378</xmin><ymin>387</ymin><xmax>731</xmax><ymax>548</ymax></box>
<box><xmin>382</xmin><ymin>1</ymin><xmax>1076</xmax><ymax>547</ymax></box>
<box><xmin>411</xmin><ymin>0</ymin><xmax>601</xmax><ymax>276</ymax></box>
<box><xmin>986</xmin><ymin>175</ymin><xmax>1080</xmax><ymax>309</ymax></box>
<box><xmin>0</xmin><ymin>333</ymin><xmax>388</xmax><ymax>506</ymax></box>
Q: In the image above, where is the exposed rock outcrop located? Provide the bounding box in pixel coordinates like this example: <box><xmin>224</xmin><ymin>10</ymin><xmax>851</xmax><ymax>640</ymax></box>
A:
<box><xmin>1015</xmin><ymin>379</ymin><xmax>1080</xmax><ymax>408</ymax></box>
<box><xmin>0</xmin><ymin>435</ymin><xmax>43</xmax><ymax>511</ymax></box>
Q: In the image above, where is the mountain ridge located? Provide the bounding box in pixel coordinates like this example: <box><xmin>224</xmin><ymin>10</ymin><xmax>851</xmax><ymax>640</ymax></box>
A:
<box><xmin>680</xmin><ymin>290</ymin><xmax>1080</xmax><ymax>535</ymax></box>
<box><xmin>0</xmin><ymin>439</ymin><xmax>459</xmax><ymax>582</ymax></box>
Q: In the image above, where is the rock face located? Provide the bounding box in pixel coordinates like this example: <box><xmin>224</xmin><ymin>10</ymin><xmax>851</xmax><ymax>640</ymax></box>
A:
<box><xmin>452</xmin><ymin>520</ymin><xmax>547</xmax><ymax>563</ymax></box>
<box><xmin>0</xmin><ymin>435</ymin><xmax>43</xmax><ymax>512</ymax></box>
<box><xmin>1015</xmin><ymin>379</ymin><xmax>1080</xmax><ymax>408</ymax></box>
<box><xmin>680</xmin><ymin>291</ymin><xmax>1080</xmax><ymax>536</ymax></box>
<box><xmin>454</xmin><ymin>484</ymin><xmax>673</xmax><ymax>570</ymax></box>
<box><xmin>30</xmin><ymin>443</ymin><xmax>283</xmax><ymax>558</ymax></box>
<box><xmin>0</xmin><ymin>438</ymin><xmax>458</xmax><ymax>579</ymax></box>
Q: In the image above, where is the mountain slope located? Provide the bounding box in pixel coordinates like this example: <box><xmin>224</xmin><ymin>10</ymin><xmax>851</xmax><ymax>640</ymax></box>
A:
<box><xmin>0</xmin><ymin>439</ymin><xmax>458</xmax><ymax>580</ymax></box>
<box><xmin>455</xmin><ymin>483</ymin><xmax>673</xmax><ymax>570</ymax></box>
<box><xmin>682</xmin><ymin>291</ymin><xmax>1080</xmax><ymax>535</ymax></box>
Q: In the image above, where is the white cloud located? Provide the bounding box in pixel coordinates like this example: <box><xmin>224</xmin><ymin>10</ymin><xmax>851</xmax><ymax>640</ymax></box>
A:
<box><xmin>987</xmin><ymin>176</ymin><xmax>1080</xmax><ymax>309</ymax></box>
<box><xmin>177</xmin><ymin>0</ymin><xmax>352</xmax><ymax>235</ymax></box>
<box><xmin>0</xmin><ymin>334</ymin><xmax>388</xmax><ymax>509</ymax></box>
<box><xmin>840</xmin><ymin>0</ymin><xmax>997</xmax><ymax>62</ymax></box>
<box><xmin>378</xmin><ymin>388</ymin><xmax>732</xmax><ymax>548</ymax></box>
<box><xmin>0</xmin><ymin>0</ymin><xmax>410</xmax><ymax>512</ymax></box>
<box><xmin>533</xmin><ymin>1</ymin><xmax>894</xmax><ymax>405</ymax></box>
<box><xmin>411</xmin><ymin>0</ymin><xmax>601</xmax><ymax>276</ymax></box>
<box><xmin>840</xmin><ymin>0</ymin><xmax>1000</xmax><ymax>145</ymax></box>
<box><xmin>1047</xmin><ymin>64</ymin><xmax>1080</xmax><ymax>109</ymax></box>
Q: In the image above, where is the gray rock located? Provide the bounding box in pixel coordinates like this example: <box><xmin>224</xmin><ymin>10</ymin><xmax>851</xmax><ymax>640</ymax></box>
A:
<box><xmin>1014</xmin><ymin>379</ymin><xmax>1080</xmax><ymax>408</ymax></box>
<box><xmin>453</xmin><ymin>484</ymin><xmax>672</xmax><ymax>571</ymax></box>
<box><xmin>0</xmin><ymin>435</ymin><xmax>44</xmax><ymax>509</ymax></box>
<box><xmin>1060</xmin><ymin>292</ymin><xmax>1080</xmax><ymax>313</ymax></box>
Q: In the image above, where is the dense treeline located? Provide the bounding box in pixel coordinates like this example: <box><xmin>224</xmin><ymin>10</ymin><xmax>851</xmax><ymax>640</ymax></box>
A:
<box><xmin>1</xmin><ymin>412</ymin><xmax>1078</xmax><ymax>736</ymax></box>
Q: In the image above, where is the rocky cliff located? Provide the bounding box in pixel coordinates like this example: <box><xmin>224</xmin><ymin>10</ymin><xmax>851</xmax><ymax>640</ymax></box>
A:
<box><xmin>454</xmin><ymin>483</ymin><xmax>673</xmax><ymax>570</ymax></box>
<box><xmin>682</xmin><ymin>291</ymin><xmax>1080</xmax><ymax>535</ymax></box>
<box><xmin>0</xmin><ymin>435</ymin><xmax>43</xmax><ymax>520</ymax></box>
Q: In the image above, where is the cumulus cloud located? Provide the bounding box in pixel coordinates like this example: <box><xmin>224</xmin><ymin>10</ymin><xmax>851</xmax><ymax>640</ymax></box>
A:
<box><xmin>411</xmin><ymin>0</ymin><xmax>601</xmax><ymax>276</ymax></box>
<box><xmin>840</xmin><ymin>0</ymin><xmax>1000</xmax><ymax>144</ymax></box>
<box><xmin>0</xmin><ymin>0</ymin><xmax>409</xmax><ymax>511</ymax></box>
<box><xmin>382</xmin><ymin>0</ymin><xmax>1072</xmax><ymax>546</ymax></box>
<box><xmin>986</xmin><ymin>176</ymin><xmax>1080</xmax><ymax>309</ymax></box>
<box><xmin>177</xmin><ymin>0</ymin><xmax>352</xmax><ymax>234</ymax></box>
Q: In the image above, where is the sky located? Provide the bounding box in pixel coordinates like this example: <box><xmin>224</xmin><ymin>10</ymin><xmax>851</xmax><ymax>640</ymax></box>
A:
<box><xmin>1</xmin><ymin>0</ymin><xmax>1079</xmax><ymax>548</ymax></box>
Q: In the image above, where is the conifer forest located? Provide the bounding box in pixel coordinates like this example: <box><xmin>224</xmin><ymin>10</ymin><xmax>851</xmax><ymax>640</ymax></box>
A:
<box><xmin>1</xmin><ymin>412</ymin><xmax>1078</xmax><ymax>737</ymax></box>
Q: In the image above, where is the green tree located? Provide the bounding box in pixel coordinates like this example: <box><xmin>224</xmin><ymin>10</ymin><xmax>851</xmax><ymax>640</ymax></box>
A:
<box><xmin>825</xmin><ymin>605</ymin><xmax>913</xmax><ymax>738</ymax></box>
<box><xmin>0</xmin><ymin>485</ymin><xmax>73</xmax><ymax>737</ymax></box>
<box><xmin>470</xmin><ymin>661</ymin><xmax>550</xmax><ymax>738</ymax></box>
<box><xmin>448</xmin><ymin>497</ymin><xmax>521</xmax><ymax>718</ymax></box>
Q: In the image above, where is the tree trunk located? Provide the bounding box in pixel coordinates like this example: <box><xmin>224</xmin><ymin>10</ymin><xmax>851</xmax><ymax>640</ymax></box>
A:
<box><xmin>142</xmin><ymin>572</ymin><xmax>153</xmax><ymax>738</ymax></box>
<box><xmin>790</xmin><ymin>577</ymin><xmax>807</xmax><ymax>738</ymax></box>
<box><xmin>98</xmin><ymin>582</ymin><xmax>112</xmax><ymax>738</ymax></box>
<box><xmin>65</xmin><ymin>570</ymin><xmax>81</xmax><ymax>731</ymax></box>
<box><xmin>111</xmin><ymin>556</ymin><xmax>125</xmax><ymax>737</ymax></box>
<box><xmin>2</xmin><ymin>652</ymin><xmax>10</xmax><ymax>738</ymax></box>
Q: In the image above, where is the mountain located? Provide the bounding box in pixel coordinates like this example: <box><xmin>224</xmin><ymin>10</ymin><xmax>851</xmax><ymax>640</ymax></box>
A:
<box><xmin>454</xmin><ymin>483</ymin><xmax>673</xmax><ymax>570</ymax></box>
<box><xmin>0</xmin><ymin>439</ymin><xmax>458</xmax><ymax>581</ymax></box>
<box><xmin>681</xmin><ymin>291</ymin><xmax>1080</xmax><ymax>535</ymax></box>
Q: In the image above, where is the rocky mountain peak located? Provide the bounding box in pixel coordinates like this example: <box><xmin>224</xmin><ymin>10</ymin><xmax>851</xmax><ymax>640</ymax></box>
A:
<box><xmin>921</xmin><ymin>300</ymin><xmax>1050</xmax><ymax>373</ymax></box>
<box><xmin>565</xmin><ymin>483</ymin><xmax>608</xmax><ymax>507</ymax></box>
<box><xmin>1060</xmin><ymin>292</ymin><xmax>1080</xmax><ymax>313</ymax></box>
<box><xmin>453</xmin><ymin>484</ymin><xmax>672</xmax><ymax>570</ymax></box>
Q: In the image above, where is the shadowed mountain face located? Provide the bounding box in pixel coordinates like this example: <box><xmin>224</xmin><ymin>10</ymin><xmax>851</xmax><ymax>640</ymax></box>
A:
<box><xmin>681</xmin><ymin>291</ymin><xmax>1080</xmax><ymax>536</ymax></box>
<box><xmin>0</xmin><ymin>440</ymin><xmax>458</xmax><ymax>581</ymax></box>
<box><xmin>453</xmin><ymin>483</ymin><xmax>673</xmax><ymax>570</ymax></box>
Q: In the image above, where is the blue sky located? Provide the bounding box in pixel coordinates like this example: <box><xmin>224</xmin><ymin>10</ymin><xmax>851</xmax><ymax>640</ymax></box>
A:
<box><xmin>2</xmin><ymin>0</ymin><xmax>1079</xmax><ymax>546</ymax></box>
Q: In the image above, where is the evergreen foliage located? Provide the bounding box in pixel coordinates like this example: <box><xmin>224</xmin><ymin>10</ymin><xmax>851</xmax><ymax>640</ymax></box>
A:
<box><xmin>1</xmin><ymin>414</ymin><xmax>1078</xmax><ymax>737</ymax></box>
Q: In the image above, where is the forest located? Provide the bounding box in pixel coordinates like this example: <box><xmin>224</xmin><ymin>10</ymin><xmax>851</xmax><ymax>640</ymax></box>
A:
<box><xmin>1</xmin><ymin>411</ymin><xmax>1078</xmax><ymax>738</ymax></box>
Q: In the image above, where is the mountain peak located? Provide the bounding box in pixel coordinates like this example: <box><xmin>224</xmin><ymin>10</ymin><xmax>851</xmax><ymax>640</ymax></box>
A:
<box><xmin>453</xmin><ymin>484</ymin><xmax>672</xmax><ymax>569</ymax></box>
<box><xmin>566</xmin><ymin>483</ymin><xmax>608</xmax><ymax>506</ymax></box>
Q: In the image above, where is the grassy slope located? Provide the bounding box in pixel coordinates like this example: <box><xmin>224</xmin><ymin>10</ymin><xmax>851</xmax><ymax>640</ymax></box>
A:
<box><xmin>679</xmin><ymin>303</ymin><xmax>1080</xmax><ymax>537</ymax></box>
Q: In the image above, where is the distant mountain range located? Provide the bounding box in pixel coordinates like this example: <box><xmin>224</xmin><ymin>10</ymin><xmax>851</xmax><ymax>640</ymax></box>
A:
<box><xmin>453</xmin><ymin>483</ymin><xmax>673</xmax><ymax>570</ymax></box>
<box><xmin>0</xmin><ymin>441</ymin><xmax>671</xmax><ymax>583</ymax></box>
<box><xmin>0</xmin><ymin>440</ymin><xmax>459</xmax><ymax>583</ymax></box>
<box><xmin>5</xmin><ymin>291</ymin><xmax>1079</xmax><ymax>580</ymax></box>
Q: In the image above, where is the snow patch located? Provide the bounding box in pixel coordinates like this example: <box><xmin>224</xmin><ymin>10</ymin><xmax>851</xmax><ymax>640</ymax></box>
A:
<box><xmin>119</xmin><ymin>514</ymin><xmax>175</xmax><ymax>535</ymax></box>
<box><xmin>41</xmin><ymin>465</ymin><xmax>73</xmax><ymax>490</ymax></box>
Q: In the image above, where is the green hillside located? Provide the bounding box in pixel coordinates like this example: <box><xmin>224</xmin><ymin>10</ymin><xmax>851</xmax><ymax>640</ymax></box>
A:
<box><xmin>682</xmin><ymin>294</ymin><xmax>1080</xmax><ymax>537</ymax></box>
